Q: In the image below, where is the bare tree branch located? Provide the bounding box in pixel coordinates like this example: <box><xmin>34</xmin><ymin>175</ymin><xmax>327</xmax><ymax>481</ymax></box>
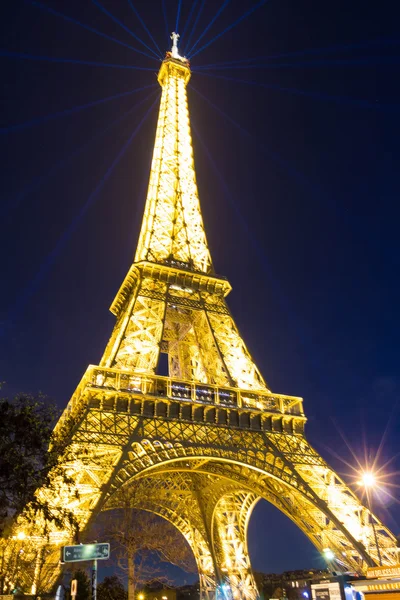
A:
<box><xmin>92</xmin><ymin>487</ymin><xmax>196</xmax><ymax>600</ymax></box>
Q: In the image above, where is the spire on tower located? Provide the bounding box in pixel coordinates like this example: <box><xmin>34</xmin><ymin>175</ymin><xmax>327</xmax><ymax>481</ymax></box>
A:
<box><xmin>135</xmin><ymin>33</ymin><xmax>209</xmax><ymax>273</ymax></box>
<box><xmin>170</xmin><ymin>31</ymin><xmax>187</xmax><ymax>62</ymax></box>
<box><xmin>171</xmin><ymin>31</ymin><xmax>180</xmax><ymax>57</ymax></box>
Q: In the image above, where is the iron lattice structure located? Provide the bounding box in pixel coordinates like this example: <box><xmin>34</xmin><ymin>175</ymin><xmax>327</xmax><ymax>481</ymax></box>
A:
<box><xmin>16</xmin><ymin>40</ymin><xmax>398</xmax><ymax>599</ymax></box>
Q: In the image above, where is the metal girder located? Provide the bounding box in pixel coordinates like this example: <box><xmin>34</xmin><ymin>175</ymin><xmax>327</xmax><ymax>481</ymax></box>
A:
<box><xmin>104</xmin><ymin>474</ymin><xmax>217</xmax><ymax>600</ymax></box>
<box><xmin>212</xmin><ymin>492</ymin><xmax>259</xmax><ymax>600</ymax></box>
<box><xmin>102</xmin><ymin>432</ymin><xmax>397</xmax><ymax>573</ymax></box>
<box><xmin>135</xmin><ymin>57</ymin><xmax>211</xmax><ymax>273</ymax></box>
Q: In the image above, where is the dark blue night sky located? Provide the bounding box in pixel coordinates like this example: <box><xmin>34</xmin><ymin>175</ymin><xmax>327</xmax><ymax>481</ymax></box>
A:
<box><xmin>1</xmin><ymin>0</ymin><xmax>399</xmax><ymax>580</ymax></box>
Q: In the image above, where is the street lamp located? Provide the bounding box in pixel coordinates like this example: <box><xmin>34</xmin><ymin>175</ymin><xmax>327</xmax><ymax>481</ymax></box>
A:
<box><xmin>357</xmin><ymin>471</ymin><xmax>382</xmax><ymax>566</ymax></box>
<box><xmin>359</xmin><ymin>472</ymin><xmax>376</xmax><ymax>488</ymax></box>
<box><xmin>322</xmin><ymin>548</ymin><xmax>335</xmax><ymax>562</ymax></box>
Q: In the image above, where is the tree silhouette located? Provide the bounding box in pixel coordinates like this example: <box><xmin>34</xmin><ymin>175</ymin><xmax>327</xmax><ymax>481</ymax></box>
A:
<box><xmin>0</xmin><ymin>392</ymin><xmax>75</xmax><ymax>535</ymax></box>
<box><xmin>97</xmin><ymin>575</ymin><xmax>127</xmax><ymax>600</ymax></box>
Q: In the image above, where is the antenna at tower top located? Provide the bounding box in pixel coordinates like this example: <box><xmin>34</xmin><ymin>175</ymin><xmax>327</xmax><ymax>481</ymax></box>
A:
<box><xmin>171</xmin><ymin>32</ymin><xmax>180</xmax><ymax>57</ymax></box>
<box><xmin>170</xmin><ymin>31</ymin><xmax>187</xmax><ymax>62</ymax></box>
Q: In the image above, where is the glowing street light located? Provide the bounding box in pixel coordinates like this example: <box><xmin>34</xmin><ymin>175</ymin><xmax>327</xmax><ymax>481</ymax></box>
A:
<box><xmin>138</xmin><ymin>594</ymin><xmax>144</xmax><ymax>600</ymax></box>
<box><xmin>322</xmin><ymin>548</ymin><xmax>335</xmax><ymax>561</ymax></box>
<box><xmin>357</xmin><ymin>472</ymin><xmax>376</xmax><ymax>488</ymax></box>
<box><xmin>357</xmin><ymin>470</ymin><xmax>382</xmax><ymax>566</ymax></box>
<box><xmin>16</xmin><ymin>532</ymin><xmax>26</xmax><ymax>541</ymax></box>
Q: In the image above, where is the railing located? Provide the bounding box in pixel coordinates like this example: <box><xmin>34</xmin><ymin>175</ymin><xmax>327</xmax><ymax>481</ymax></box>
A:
<box><xmin>60</xmin><ymin>365</ymin><xmax>304</xmax><ymax>422</ymax></box>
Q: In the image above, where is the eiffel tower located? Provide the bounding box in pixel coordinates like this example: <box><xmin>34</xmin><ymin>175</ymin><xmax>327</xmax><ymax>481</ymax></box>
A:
<box><xmin>19</xmin><ymin>34</ymin><xmax>398</xmax><ymax>599</ymax></box>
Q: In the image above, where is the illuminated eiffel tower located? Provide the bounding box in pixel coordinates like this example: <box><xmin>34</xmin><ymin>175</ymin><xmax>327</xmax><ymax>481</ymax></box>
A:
<box><xmin>19</xmin><ymin>34</ymin><xmax>398</xmax><ymax>599</ymax></box>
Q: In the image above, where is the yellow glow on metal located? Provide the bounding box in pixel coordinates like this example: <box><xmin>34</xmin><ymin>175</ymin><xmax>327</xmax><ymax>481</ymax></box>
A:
<box><xmin>10</xmin><ymin>37</ymin><xmax>399</xmax><ymax>600</ymax></box>
<box><xmin>97</xmin><ymin>48</ymin><xmax>268</xmax><ymax>391</ymax></box>
<box><xmin>135</xmin><ymin>54</ymin><xmax>210</xmax><ymax>273</ymax></box>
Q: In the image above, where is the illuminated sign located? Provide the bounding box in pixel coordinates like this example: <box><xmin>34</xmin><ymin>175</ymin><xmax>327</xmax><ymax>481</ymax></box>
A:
<box><xmin>315</xmin><ymin>588</ymin><xmax>330</xmax><ymax>600</ymax></box>
<box><xmin>311</xmin><ymin>582</ymin><xmax>341</xmax><ymax>600</ymax></box>
<box><xmin>366</xmin><ymin>565</ymin><xmax>400</xmax><ymax>579</ymax></box>
<box><xmin>61</xmin><ymin>543</ymin><xmax>110</xmax><ymax>563</ymax></box>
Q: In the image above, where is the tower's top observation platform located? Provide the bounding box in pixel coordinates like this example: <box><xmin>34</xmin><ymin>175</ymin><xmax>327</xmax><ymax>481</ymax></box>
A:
<box><xmin>158</xmin><ymin>32</ymin><xmax>191</xmax><ymax>86</ymax></box>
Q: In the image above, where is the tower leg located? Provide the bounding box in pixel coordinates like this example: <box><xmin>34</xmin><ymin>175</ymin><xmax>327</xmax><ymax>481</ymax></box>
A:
<box><xmin>189</xmin><ymin>528</ymin><xmax>218</xmax><ymax>600</ymax></box>
<box><xmin>211</xmin><ymin>492</ymin><xmax>259</xmax><ymax>600</ymax></box>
